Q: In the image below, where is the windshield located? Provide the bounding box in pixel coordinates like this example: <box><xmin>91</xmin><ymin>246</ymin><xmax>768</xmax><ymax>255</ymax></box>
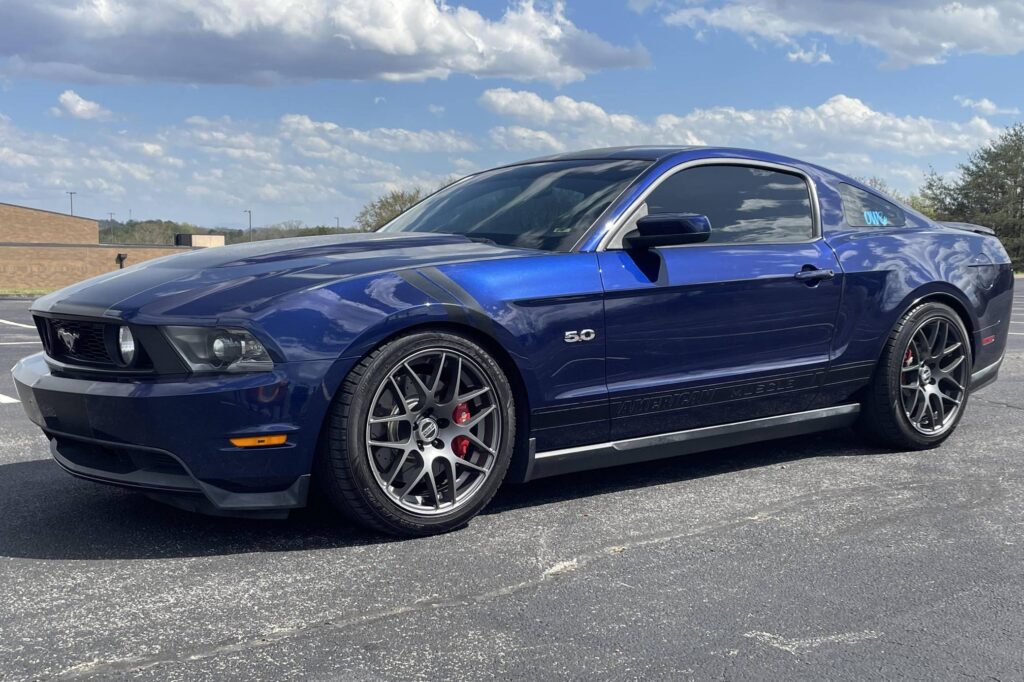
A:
<box><xmin>379</xmin><ymin>159</ymin><xmax>650</xmax><ymax>251</ymax></box>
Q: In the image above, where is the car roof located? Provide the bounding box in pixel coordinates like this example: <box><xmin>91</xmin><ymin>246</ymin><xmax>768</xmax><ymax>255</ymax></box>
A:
<box><xmin>525</xmin><ymin>146</ymin><xmax>703</xmax><ymax>162</ymax></box>
<box><xmin>519</xmin><ymin>146</ymin><xmax>940</xmax><ymax>237</ymax></box>
<box><xmin>515</xmin><ymin>145</ymin><xmax>812</xmax><ymax>167</ymax></box>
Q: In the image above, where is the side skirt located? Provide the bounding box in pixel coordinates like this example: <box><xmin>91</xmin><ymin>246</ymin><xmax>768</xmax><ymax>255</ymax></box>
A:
<box><xmin>524</xmin><ymin>404</ymin><xmax>860</xmax><ymax>481</ymax></box>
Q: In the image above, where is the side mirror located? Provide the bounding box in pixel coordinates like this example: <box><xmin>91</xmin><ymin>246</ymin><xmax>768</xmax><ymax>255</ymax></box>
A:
<box><xmin>623</xmin><ymin>213</ymin><xmax>711</xmax><ymax>250</ymax></box>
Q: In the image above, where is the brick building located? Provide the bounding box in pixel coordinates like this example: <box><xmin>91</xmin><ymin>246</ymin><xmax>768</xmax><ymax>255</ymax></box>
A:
<box><xmin>0</xmin><ymin>202</ymin><xmax>222</xmax><ymax>292</ymax></box>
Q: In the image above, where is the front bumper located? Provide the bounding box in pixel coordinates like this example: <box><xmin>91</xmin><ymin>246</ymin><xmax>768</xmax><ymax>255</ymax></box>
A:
<box><xmin>13</xmin><ymin>352</ymin><xmax>344</xmax><ymax>514</ymax></box>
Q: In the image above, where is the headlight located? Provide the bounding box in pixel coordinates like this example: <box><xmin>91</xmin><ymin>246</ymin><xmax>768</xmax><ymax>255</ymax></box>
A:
<box><xmin>162</xmin><ymin>326</ymin><xmax>273</xmax><ymax>373</ymax></box>
<box><xmin>117</xmin><ymin>326</ymin><xmax>136</xmax><ymax>365</ymax></box>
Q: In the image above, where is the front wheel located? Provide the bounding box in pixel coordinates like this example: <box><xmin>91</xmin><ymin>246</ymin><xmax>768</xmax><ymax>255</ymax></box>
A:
<box><xmin>316</xmin><ymin>330</ymin><xmax>516</xmax><ymax>537</ymax></box>
<box><xmin>859</xmin><ymin>302</ymin><xmax>971</xmax><ymax>449</ymax></box>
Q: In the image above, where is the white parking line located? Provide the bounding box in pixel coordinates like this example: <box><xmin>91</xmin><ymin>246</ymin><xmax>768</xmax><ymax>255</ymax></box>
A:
<box><xmin>0</xmin><ymin>393</ymin><xmax>20</xmax><ymax>404</ymax></box>
<box><xmin>0</xmin><ymin>318</ymin><xmax>34</xmax><ymax>329</ymax></box>
<box><xmin>0</xmin><ymin>341</ymin><xmax>40</xmax><ymax>345</ymax></box>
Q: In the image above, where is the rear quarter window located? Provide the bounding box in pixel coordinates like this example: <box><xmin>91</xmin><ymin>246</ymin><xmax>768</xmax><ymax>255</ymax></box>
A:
<box><xmin>839</xmin><ymin>183</ymin><xmax>906</xmax><ymax>228</ymax></box>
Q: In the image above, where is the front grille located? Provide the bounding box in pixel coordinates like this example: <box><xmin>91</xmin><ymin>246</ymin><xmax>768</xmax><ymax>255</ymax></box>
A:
<box><xmin>35</xmin><ymin>316</ymin><xmax>153</xmax><ymax>370</ymax></box>
<box><xmin>33</xmin><ymin>315</ymin><xmax>177</xmax><ymax>376</ymax></box>
<box><xmin>47</xmin><ymin>319</ymin><xmax>113</xmax><ymax>365</ymax></box>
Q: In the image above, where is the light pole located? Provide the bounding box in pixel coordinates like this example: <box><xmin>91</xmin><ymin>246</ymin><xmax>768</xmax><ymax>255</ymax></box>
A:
<box><xmin>66</xmin><ymin>191</ymin><xmax>76</xmax><ymax>216</ymax></box>
<box><xmin>243</xmin><ymin>209</ymin><xmax>252</xmax><ymax>242</ymax></box>
<box><xmin>107</xmin><ymin>212</ymin><xmax>115</xmax><ymax>243</ymax></box>
<box><xmin>334</xmin><ymin>216</ymin><xmax>340</xmax><ymax>229</ymax></box>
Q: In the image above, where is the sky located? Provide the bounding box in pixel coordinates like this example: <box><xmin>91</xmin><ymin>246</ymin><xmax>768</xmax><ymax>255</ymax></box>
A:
<box><xmin>0</xmin><ymin>0</ymin><xmax>1022</xmax><ymax>230</ymax></box>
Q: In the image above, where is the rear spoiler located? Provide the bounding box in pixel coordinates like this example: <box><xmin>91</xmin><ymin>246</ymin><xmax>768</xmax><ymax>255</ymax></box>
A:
<box><xmin>939</xmin><ymin>221</ymin><xmax>996</xmax><ymax>236</ymax></box>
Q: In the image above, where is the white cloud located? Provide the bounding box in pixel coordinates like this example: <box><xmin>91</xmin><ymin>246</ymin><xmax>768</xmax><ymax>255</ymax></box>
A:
<box><xmin>125</xmin><ymin>142</ymin><xmax>165</xmax><ymax>157</ymax></box>
<box><xmin>954</xmin><ymin>95</ymin><xmax>1020</xmax><ymax>116</ymax></box>
<box><xmin>449</xmin><ymin>157</ymin><xmax>478</xmax><ymax>174</ymax></box>
<box><xmin>480</xmin><ymin>88</ymin><xmax>1000</xmax><ymax>190</ymax></box>
<box><xmin>0</xmin><ymin>109</ymin><xmax>476</xmax><ymax>225</ymax></box>
<box><xmin>0</xmin><ymin>114</ymin><xmax>162</xmax><ymax>203</ymax></box>
<box><xmin>480</xmin><ymin>88</ymin><xmax>649</xmax><ymax>143</ymax></box>
<box><xmin>490</xmin><ymin>126</ymin><xmax>566</xmax><ymax>152</ymax></box>
<box><xmin>641</xmin><ymin>1</ymin><xmax>1024</xmax><ymax>67</ymax></box>
<box><xmin>1</xmin><ymin>0</ymin><xmax>646</xmax><ymax>86</ymax></box>
<box><xmin>428</xmin><ymin>104</ymin><xmax>445</xmax><ymax>116</ymax></box>
<box><xmin>50</xmin><ymin>90</ymin><xmax>112</xmax><ymax>120</ymax></box>
<box><xmin>279</xmin><ymin>114</ymin><xmax>475</xmax><ymax>154</ymax></box>
<box><xmin>787</xmin><ymin>44</ymin><xmax>831</xmax><ymax>65</ymax></box>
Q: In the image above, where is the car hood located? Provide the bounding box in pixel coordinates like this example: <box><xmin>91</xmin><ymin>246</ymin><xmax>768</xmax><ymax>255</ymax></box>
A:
<box><xmin>32</xmin><ymin>232</ymin><xmax>534</xmax><ymax>322</ymax></box>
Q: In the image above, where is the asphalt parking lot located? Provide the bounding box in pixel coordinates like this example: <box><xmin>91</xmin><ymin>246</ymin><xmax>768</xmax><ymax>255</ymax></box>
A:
<box><xmin>0</xmin><ymin>291</ymin><xmax>1022</xmax><ymax>681</ymax></box>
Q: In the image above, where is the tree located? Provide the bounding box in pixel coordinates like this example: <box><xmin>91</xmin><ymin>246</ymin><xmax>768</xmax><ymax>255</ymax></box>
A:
<box><xmin>918</xmin><ymin>169</ymin><xmax>963</xmax><ymax>219</ymax></box>
<box><xmin>353</xmin><ymin>188</ymin><xmax>423</xmax><ymax>231</ymax></box>
<box><xmin>352</xmin><ymin>177</ymin><xmax>459</xmax><ymax>232</ymax></box>
<box><xmin>857</xmin><ymin>175</ymin><xmax>901</xmax><ymax>198</ymax></box>
<box><xmin>917</xmin><ymin>123</ymin><xmax>1024</xmax><ymax>268</ymax></box>
<box><xmin>904</xmin><ymin>193</ymin><xmax>937</xmax><ymax>219</ymax></box>
<box><xmin>920</xmin><ymin>123</ymin><xmax>1024</xmax><ymax>231</ymax></box>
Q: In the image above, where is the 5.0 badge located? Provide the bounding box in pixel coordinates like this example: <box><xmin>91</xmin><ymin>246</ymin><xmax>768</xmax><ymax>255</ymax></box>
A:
<box><xmin>564</xmin><ymin>329</ymin><xmax>596</xmax><ymax>343</ymax></box>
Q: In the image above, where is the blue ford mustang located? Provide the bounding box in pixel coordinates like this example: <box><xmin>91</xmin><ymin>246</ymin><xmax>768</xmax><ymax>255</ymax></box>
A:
<box><xmin>13</xmin><ymin>147</ymin><xmax>1014</xmax><ymax>536</ymax></box>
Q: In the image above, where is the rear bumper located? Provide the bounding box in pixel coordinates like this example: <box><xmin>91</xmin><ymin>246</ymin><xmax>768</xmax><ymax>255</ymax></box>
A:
<box><xmin>970</xmin><ymin>355</ymin><xmax>1003</xmax><ymax>394</ymax></box>
<box><xmin>13</xmin><ymin>352</ymin><xmax>346</xmax><ymax>513</ymax></box>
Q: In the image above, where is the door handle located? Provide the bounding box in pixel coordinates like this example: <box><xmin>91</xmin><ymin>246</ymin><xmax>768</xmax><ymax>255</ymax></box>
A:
<box><xmin>794</xmin><ymin>267</ymin><xmax>835</xmax><ymax>283</ymax></box>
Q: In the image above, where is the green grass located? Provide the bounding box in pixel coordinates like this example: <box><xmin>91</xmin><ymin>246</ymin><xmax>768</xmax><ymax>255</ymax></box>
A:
<box><xmin>0</xmin><ymin>288</ymin><xmax>52</xmax><ymax>297</ymax></box>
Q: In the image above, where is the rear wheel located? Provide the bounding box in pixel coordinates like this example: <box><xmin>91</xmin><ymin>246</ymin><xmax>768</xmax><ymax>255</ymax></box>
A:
<box><xmin>316</xmin><ymin>330</ymin><xmax>515</xmax><ymax>536</ymax></box>
<box><xmin>859</xmin><ymin>302</ymin><xmax>971</xmax><ymax>449</ymax></box>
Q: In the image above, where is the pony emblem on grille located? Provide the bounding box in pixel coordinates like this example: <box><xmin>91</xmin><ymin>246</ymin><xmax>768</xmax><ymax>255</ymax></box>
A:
<box><xmin>56</xmin><ymin>327</ymin><xmax>79</xmax><ymax>353</ymax></box>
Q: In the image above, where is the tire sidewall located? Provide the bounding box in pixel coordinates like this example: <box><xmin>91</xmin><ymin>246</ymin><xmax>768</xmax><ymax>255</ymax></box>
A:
<box><xmin>883</xmin><ymin>303</ymin><xmax>971</xmax><ymax>447</ymax></box>
<box><xmin>337</xmin><ymin>331</ymin><xmax>515</xmax><ymax>534</ymax></box>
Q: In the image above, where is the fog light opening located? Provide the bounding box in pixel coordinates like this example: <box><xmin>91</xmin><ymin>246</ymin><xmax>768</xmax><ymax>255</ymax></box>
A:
<box><xmin>118</xmin><ymin>326</ymin><xmax>136</xmax><ymax>365</ymax></box>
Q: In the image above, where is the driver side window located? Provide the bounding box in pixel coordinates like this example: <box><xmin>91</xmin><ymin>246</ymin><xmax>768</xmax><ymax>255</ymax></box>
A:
<box><xmin>644</xmin><ymin>164</ymin><xmax>815</xmax><ymax>245</ymax></box>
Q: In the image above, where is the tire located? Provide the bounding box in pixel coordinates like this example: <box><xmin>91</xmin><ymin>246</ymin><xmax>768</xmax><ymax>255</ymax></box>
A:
<box><xmin>858</xmin><ymin>302</ymin><xmax>972</xmax><ymax>449</ymax></box>
<box><xmin>315</xmin><ymin>330</ymin><xmax>516</xmax><ymax>537</ymax></box>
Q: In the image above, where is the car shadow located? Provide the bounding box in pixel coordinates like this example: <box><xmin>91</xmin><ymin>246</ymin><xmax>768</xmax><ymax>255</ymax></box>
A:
<box><xmin>487</xmin><ymin>427</ymin><xmax>883</xmax><ymax>514</ymax></box>
<box><xmin>0</xmin><ymin>429</ymin><xmax>884</xmax><ymax>561</ymax></box>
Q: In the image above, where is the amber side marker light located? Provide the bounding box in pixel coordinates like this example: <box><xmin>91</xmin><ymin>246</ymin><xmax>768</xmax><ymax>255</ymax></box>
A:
<box><xmin>230</xmin><ymin>435</ymin><xmax>288</xmax><ymax>448</ymax></box>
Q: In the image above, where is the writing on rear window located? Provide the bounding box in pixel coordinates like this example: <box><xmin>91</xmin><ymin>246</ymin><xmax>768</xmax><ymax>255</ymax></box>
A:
<box><xmin>839</xmin><ymin>183</ymin><xmax>906</xmax><ymax>228</ymax></box>
<box><xmin>862</xmin><ymin>210</ymin><xmax>890</xmax><ymax>226</ymax></box>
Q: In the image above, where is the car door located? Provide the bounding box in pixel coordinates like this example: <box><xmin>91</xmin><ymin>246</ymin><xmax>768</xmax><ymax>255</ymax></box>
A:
<box><xmin>597</xmin><ymin>161</ymin><xmax>843</xmax><ymax>441</ymax></box>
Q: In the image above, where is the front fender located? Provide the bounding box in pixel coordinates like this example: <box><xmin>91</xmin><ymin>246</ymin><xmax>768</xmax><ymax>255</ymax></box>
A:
<box><xmin>255</xmin><ymin>253</ymin><xmax>609</xmax><ymax>450</ymax></box>
<box><xmin>255</xmin><ymin>270</ymin><xmax>543</xmax><ymax>408</ymax></box>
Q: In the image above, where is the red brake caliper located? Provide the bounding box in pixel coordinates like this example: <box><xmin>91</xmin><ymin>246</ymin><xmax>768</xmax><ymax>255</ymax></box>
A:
<box><xmin>904</xmin><ymin>346</ymin><xmax>914</xmax><ymax>367</ymax></box>
<box><xmin>452</xmin><ymin>403</ymin><xmax>471</xmax><ymax>458</ymax></box>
